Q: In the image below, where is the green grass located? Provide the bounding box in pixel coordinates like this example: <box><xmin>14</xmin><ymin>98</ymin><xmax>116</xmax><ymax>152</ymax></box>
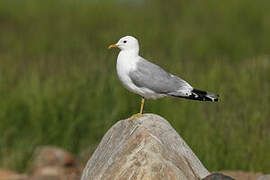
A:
<box><xmin>0</xmin><ymin>0</ymin><xmax>270</xmax><ymax>173</ymax></box>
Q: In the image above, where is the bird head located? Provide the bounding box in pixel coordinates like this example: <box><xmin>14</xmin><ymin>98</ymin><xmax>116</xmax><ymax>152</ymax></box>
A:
<box><xmin>108</xmin><ymin>36</ymin><xmax>139</xmax><ymax>52</ymax></box>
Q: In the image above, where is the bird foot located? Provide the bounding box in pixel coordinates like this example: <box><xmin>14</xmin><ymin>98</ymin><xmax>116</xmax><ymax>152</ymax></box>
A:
<box><xmin>130</xmin><ymin>113</ymin><xmax>143</xmax><ymax>122</ymax></box>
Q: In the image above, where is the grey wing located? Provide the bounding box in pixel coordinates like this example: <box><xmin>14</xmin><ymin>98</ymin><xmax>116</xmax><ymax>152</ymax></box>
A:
<box><xmin>129</xmin><ymin>58</ymin><xmax>192</xmax><ymax>95</ymax></box>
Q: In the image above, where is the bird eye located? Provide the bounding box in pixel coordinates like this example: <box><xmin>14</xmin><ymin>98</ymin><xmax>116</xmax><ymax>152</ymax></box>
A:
<box><xmin>123</xmin><ymin>40</ymin><xmax>127</xmax><ymax>43</ymax></box>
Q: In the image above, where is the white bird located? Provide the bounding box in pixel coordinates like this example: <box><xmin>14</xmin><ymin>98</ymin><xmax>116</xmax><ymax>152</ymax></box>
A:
<box><xmin>108</xmin><ymin>36</ymin><xmax>218</xmax><ymax>120</ymax></box>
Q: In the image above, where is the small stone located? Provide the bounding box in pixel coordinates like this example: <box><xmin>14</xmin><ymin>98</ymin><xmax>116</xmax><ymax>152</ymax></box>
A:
<box><xmin>220</xmin><ymin>171</ymin><xmax>263</xmax><ymax>180</ymax></box>
<box><xmin>31</xmin><ymin>146</ymin><xmax>76</xmax><ymax>171</ymax></box>
<box><xmin>29</xmin><ymin>146</ymin><xmax>80</xmax><ymax>180</ymax></box>
<box><xmin>30</xmin><ymin>166</ymin><xmax>80</xmax><ymax>180</ymax></box>
<box><xmin>203</xmin><ymin>173</ymin><xmax>235</xmax><ymax>180</ymax></box>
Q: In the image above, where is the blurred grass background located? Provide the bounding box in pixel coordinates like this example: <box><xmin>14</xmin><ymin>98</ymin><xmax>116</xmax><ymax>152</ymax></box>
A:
<box><xmin>0</xmin><ymin>0</ymin><xmax>270</xmax><ymax>173</ymax></box>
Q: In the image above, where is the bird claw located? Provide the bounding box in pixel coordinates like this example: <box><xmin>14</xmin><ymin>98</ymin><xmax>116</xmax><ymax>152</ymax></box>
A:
<box><xmin>130</xmin><ymin>113</ymin><xmax>143</xmax><ymax>122</ymax></box>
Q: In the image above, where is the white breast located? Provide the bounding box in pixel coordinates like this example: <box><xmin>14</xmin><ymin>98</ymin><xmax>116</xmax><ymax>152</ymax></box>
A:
<box><xmin>116</xmin><ymin>51</ymin><xmax>139</xmax><ymax>91</ymax></box>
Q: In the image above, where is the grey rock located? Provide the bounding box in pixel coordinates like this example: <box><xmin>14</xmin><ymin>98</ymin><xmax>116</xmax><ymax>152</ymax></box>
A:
<box><xmin>203</xmin><ymin>173</ymin><xmax>235</xmax><ymax>180</ymax></box>
<box><xmin>81</xmin><ymin>113</ymin><xmax>210</xmax><ymax>180</ymax></box>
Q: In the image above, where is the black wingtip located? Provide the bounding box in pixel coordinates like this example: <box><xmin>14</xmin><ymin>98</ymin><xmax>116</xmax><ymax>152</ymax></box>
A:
<box><xmin>191</xmin><ymin>89</ymin><xmax>219</xmax><ymax>102</ymax></box>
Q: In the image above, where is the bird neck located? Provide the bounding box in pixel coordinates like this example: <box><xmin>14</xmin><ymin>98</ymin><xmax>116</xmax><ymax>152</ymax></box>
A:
<box><xmin>120</xmin><ymin>49</ymin><xmax>139</xmax><ymax>57</ymax></box>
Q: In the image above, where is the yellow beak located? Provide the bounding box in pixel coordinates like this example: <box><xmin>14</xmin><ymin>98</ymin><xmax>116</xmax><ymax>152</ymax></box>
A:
<box><xmin>108</xmin><ymin>44</ymin><xmax>118</xmax><ymax>49</ymax></box>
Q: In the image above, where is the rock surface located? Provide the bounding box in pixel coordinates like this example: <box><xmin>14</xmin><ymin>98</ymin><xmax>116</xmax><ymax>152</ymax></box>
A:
<box><xmin>81</xmin><ymin>113</ymin><xmax>210</xmax><ymax>180</ymax></box>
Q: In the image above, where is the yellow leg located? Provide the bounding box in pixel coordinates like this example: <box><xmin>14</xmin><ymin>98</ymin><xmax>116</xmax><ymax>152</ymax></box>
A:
<box><xmin>130</xmin><ymin>97</ymin><xmax>145</xmax><ymax>122</ymax></box>
<box><xmin>139</xmin><ymin>97</ymin><xmax>145</xmax><ymax>115</ymax></box>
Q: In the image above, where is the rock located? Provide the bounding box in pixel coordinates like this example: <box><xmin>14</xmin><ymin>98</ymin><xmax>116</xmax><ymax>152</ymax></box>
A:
<box><xmin>29</xmin><ymin>146</ymin><xmax>80</xmax><ymax>180</ymax></box>
<box><xmin>30</xmin><ymin>166</ymin><xmax>62</xmax><ymax>180</ymax></box>
<box><xmin>30</xmin><ymin>166</ymin><xmax>80</xmax><ymax>180</ymax></box>
<box><xmin>203</xmin><ymin>173</ymin><xmax>235</xmax><ymax>180</ymax></box>
<box><xmin>0</xmin><ymin>168</ymin><xmax>27</xmax><ymax>180</ymax></box>
<box><xmin>220</xmin><ymin>171</ymin><xmax>263</xmax><ymax>180</ymax></box>
<box><xmin>81</xmin><ymin>113</ymin><xmax>210</xmax><ymax>180</ymax></box>
<box><xmin>258</xmin><ymin>175</ymin><xmax>270</xmax><ymax>180</ymax></box>
<box><xmin>31</xmin><ymin>146</ymin><xmax>76</xmax><ymax>171</ymax></box>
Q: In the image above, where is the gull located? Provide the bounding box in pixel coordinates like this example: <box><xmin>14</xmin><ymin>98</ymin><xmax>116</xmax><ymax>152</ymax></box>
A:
<box><xmin>108</xmin><ymin>36</ymin><xmax>219</xmax><ymax>120</ymax></box>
